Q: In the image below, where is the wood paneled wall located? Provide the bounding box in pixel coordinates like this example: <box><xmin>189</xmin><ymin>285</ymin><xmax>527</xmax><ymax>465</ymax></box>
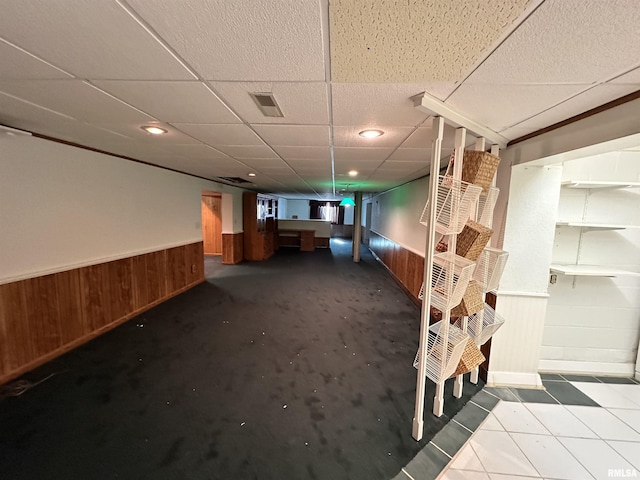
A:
<box><xmin>201</xmin><ymin>194</ymin><xmax>222</xmax><ymax>255</ymax></box>
<box><xmin>368</xmin><ymin>231</ymin><xmax>424</xmax><ymax>303</ymax></box>
<box><xmin>0</xmin><ymin>242</ymin><xmax>204</xmax><ymax>385</ymax></box>
<box><xmin>222</xmin><ymin>233</ymin><xmax>244</xmax><ymax>264</ymax></box>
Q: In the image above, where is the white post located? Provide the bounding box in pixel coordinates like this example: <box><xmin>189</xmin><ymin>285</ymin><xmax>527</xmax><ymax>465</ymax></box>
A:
<box><xmin>353</xmin><ymin>191</ymin><xmax>363</xmax><ymax>262</ymax></box>
<box><xmin>452</xmin><ymin>128</ymin><xmax>467</xmax><ymax>399</ymax></box>
<box><xmin>412</xmin><ymin>116</ymin><xmax>444</xmax><ymax>441</ymax></box>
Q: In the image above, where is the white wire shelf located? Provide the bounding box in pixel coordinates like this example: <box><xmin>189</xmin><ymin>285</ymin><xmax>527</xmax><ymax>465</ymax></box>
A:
<box><xmin>475</xmin><ymin>187</ymin><xmax>499</xmax><ymax>228</ymax></box>
<box><xmin>420</xmin><ymin>175</ymin><xmax>482</xmax><ymax>235</ymax></box>
<box><xmin>550</xmin><ymin>264</ymin><xmax>640</xmax><ymax>277</ymax></box>
<box><xmin>413</xmin><ymin>321</ymin><xmax>469</xmax><ymax>383</ymax></box>
<box><xmin>430</xmin><ymin>252</ymin><xmax>476</xmax><ymax>312</ymax></box>
<box><xmin>473</xmin><ymin>247</ymin><xmax>508</xmax><ymax>293</ymax></box>
<box><xmin>454</xmin><ymin>304</ymin><xmax>506</xmax><ymax>347</ymax></box>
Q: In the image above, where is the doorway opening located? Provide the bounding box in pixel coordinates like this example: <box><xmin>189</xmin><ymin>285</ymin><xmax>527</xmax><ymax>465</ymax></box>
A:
<box><xmin>201</xmin><ymin>193</ymin><xmax>222</xmax><ymax>256</ymax></box>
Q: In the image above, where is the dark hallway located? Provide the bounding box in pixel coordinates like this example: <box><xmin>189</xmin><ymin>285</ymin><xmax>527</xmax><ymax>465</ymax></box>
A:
<box><xmin>0</xmin><ymin>240</ymin><xmax>482</xmax><ymax>480</ymax></box>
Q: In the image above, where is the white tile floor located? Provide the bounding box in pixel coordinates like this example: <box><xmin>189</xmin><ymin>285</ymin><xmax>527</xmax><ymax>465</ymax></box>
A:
<box><xmin>437</xmin><ymin>381</ymin><xmax>640</xmax><ymax>480</ymax></box>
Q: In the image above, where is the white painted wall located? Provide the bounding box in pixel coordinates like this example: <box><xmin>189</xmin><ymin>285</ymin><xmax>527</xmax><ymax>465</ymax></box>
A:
<box><xmin>285</xmin><ymin>199</ymin><xmax>310</xmax><ymax>220</ymax></box>
<box><xmin>540</xmin><ymin>152</ymin><xmax>640</xmax><ymax>376</ymax></box>
<box><xmin>369</xmin><ymin>178</ymin><xmax>428</xmax><ymax>255</ymax></box>
<box><xmin>277</xmin><ymin>197</ymin><xmax>288</xmax><ymax>219</ymax></box>
<box><xmin>0</xmin><ymin>135</ymin><xmax>244</xmax><ymax>283</ymax></box>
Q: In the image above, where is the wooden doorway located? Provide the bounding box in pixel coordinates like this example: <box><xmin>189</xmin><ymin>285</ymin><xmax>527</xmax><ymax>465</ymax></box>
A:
<box><xmin>201</xmin><ymin>194</ymin><xmax>222</xmax><ymax>255</ymax></box>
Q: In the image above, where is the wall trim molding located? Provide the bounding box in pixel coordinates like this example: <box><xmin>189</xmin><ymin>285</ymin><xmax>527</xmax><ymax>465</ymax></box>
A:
<box><xmin>539</xmin><ymin>359</ymin><xmax>635</xmax><ymax>377</ymax></box>
<box><xmin>496</xmin><ymin>290</ymin><xmax>550</xmax><ymax>298</ymax></box>
<box><xmin>487</xmin><ymin>371</ymin><xmax>543</xmax><ymax>389</ymax></box>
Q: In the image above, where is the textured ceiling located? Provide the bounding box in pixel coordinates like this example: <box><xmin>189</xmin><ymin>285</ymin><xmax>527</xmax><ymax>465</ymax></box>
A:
<box><xmin>329</xmin><ymin>0</ymin><xmax>532</xmax><ymax>82</ymax></box>
<box><xmin>1</xmin><ymin>0</ymin><xmax>639</xmax><ymax>199</ymax></box>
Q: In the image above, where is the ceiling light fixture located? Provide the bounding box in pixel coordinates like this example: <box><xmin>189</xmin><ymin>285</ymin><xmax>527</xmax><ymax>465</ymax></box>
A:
<box><xmin>348</xmin><ymin>170</ymin><xmax>358</xmax><ymax>177</ymax></box>
<box><xmin>359</xmin><ymin>129</ymin><xmax>384</xmax><ymax>138</ymax></box>
<box><xmin>248</xmin><ymin>172</ymin><xmax>256</xmax><ymax>177</ymax></box>
<box><xmin>141</xmin><ymin>126</ymin><xmax>168</xmax><ymax>135</ymax></box>
<box><xmin>339</xmin><ymin>197</ymin><xmax>355</xmax><ymax>207</ymax></box>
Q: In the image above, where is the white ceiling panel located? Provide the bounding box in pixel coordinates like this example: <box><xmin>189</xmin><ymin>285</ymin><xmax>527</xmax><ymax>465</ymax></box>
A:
<box><xmin>0</xmin><ymin>80</ymin><xmax>154</xmax><ymax>124</ymax></box>
<box><xmin>387</xmin><ymin>148</ymin><xmax>430</xmax><ymax>163</ymax></box>
<box><xmin>377</xmin><ymin>161</ymin><xmax>428</xmax><ymax>171</ymax></box>
<box><xmin>332</xmin><ymin>84</ymin><xmax>432</xmax><ymax>126</ymax></box>
<box><xmin>252</xmin><ymin>125</ymin><xmax>330</xmax><ymax>146</ymax></box>
<box><xmin>446</xmin><ymin>84</ymin><xmax>587</xmax><ymax>132</ymax></box>
<box><xmin>127</xmin><ymin>0</ymin><xmax>325</xmax><ymax>82</ymax></box>
<box><xmin>610</xmin><ymin>67</ymin><xmax>640</xmax><ymax>85</ymax></box>
<box><xmin>0</xmin><ymin>1</ymin><xmax>194</xmax><ymax>80</ymax></box>
<box><xmin>93</xmin><ymin>81</ymin><xmax>240</xmax><ymax>124</ymax></box>
<box><xmin>500</xmin><ymin>84</ymin><xmax>640</xmax><ymax>138</ymax></box>
<box><xmin>211</xmin><ymin>82</ymin><xmax>329</xmax><ymax>124</ymax></box>
<box><xmin>239</xmin><ymin>159</ymin><xmax>290</xmax><ymax>170</ymax></box>
<box><xmin>173</xmin><ymin>123</ymin><xmax>264</xmax><ymax>146</ymax></box>
<box><xmin>215</xmin><ymin>145</ymin><xmax>278</xmax><ymax>159</ymax></box>
<box><xmin>334</xmin><ymin>147</ymin><xmax>394</xmax><ymax>162</ymax></box>
<box><xmin>272</xmin><ymin>146</ymin><xmax>330</xmax><ymax>161</ymax></box>
<box><xmin>467</xmin><ymin>1</ymin><xmax>640</xmax><ymax>85</ymax></box>
<box><xmin>158</xmin><ymin>144</ymin><xmax>233</xmax><ymax>160</ymax></box>
<box><xmin>94</xmin><ymin>122</ymin><xmax>201</xmax><ymax>144</ymax></box>
<box><xmin>333</xmin><ymin>126</ymin><xmax>415</xmax><ymax>148</ymax></box>
<box><xmin>0</xmin><ymin>39</ymin><xmax>72</xmax><ymax>79</ymax></box>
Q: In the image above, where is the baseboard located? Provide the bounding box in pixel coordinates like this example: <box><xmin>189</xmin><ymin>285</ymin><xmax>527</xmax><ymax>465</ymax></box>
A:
<box><xmin>487</xmin><ymin>371</ymin><xmax>543</xmax><ymax>389</ymax></box>
<box><xmin>538</xmin><ymin>359</ymin><xmax>635</xmax><ymax>377</ymax></box>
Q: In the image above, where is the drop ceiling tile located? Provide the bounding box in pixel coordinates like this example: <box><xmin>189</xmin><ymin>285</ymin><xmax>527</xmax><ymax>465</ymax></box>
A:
<box><xmin>333</xmin><ymin>126</ymin><xmax>415</xmax><ymax>148</ymax></box>
<box><xmin>127</xmin><ymin>0</ymin><xmax>325</xmax><ymax>81</ymax></box>
<box><xmin>334</xmin><ymin>147</ymin><xmax>394</xmax><ymax>162</ymax></box>
<box><xmin>289</xmin><ymin>165</ymin><xmax>331</xmax><ymax>175</ymax></box>
<box><xmin>0</xmin><ymin>39</ymin><xmax>71</xmax><ymax>79</ymax></box>
<box><xmin>330</xmin><ymin>0</ymin><xmax>529</xmax><ymax>82</ymax></box>
<box><xmin>446</xmin><ymin>83</ymin><xmax>587</xmax><ymax>132</ymax></box>
<box><xmin>173</xmin><ymin>123</ymin><xmax>264</xmax><ymax>146</ymax></box>
<box><xmin>387</xmin><ymin>148</ymin><xmax>430</xmax><ymax>162</ymax></box>
<box><xmin>239</xmin><ymin>159</ymin><xmax>289</xmax><ymax>170</ymax></box>
<box><xmin>0</xmin><ymin>80</ymin><xmax>154</xmax><ymax>124</ymax></box>
<box><xmin>610</xmin><ymin>67</ymin><xmax>640</xmax><ymax>84</ymax></box>
<box><xmin>501</xmin><ymin>84</ymin><xmax>640</xmax><ymax>137</ymax></box>
<box><xmin>332</xmin><ymin>84</ymin><xmax>430</xmax><ymax>126</ymax></box>
<box><xmin>467</xmin><ymin>1</ymin><xmax>640</xmax><ymax>84</ymax></box>
<box><xmin>377</xmin><ymin>161</ymin><xmax>427</xmax><ymax>171</ymax></box>
<box><xmin>215</xmin><ymin>145</ymin><xmax>278</xmax><ymax>159</ymax></box>
<box><xmin>272</xmin><ymin>146</ymin><xmax>330</xmax><ymax>161</ymax></box>
<box><xmin>93</xmin><ymin>81</ymin><xmax>240</xmax><ymax>124</ymax></box>
<box><xmin>94</xmin><ymin>122</ymin><xmax>201</xmax><ymax>144</ymax></box>
<box><xmin>252</xmin><ymin>125</ymin><xmax>331</xmax><ymax>146</ymax></box>
<box><xmin>211</xmin><ymin>82</ymin><xmax>329</xmax><ymax>124</ymax></box>
<box><xmin>0</xmin><ymin>1</ymin><xmax>193</xmax><ymax>80</ymax></box>
<box><xmin>159</xmin><ymin>144</ymin><xmax>232</xmax><ymax>160</ymax></box>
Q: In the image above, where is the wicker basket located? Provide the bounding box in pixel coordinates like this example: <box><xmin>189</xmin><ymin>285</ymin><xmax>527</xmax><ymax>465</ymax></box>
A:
<box><xmin>463</xmin><ymin>150</ymin><xmax>500</xmax><ymax>193</ymax></box>
<box><xmin>450</xmin><ymin>338</ymin><xmax>485</xmax><ymax>377</ymax></box>
<box><xmin>451</xmin><ymin>280</ymin><xmax>484</xmax><ymax>317</ymax></box>
<box><xmin>456</xmin><ymin>220</ymin><xmax>493</xmax><ymax>261</ymax></box>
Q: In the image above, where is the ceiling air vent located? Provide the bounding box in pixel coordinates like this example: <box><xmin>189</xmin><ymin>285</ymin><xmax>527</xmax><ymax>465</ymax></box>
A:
<box><xmin>216</xmin><ymin>176</ymin><xmax>252</xmax><ymax>185</ymax></box>
<box><xmin>250</xmin><ymin>92</ymin><xmax>284</xmax><ymax>118</ymax></box>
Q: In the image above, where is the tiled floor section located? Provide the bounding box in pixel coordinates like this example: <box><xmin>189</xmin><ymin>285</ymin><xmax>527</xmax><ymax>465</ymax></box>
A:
<box><xmin>394</xmin><ymin>375</ymin><xmax>640</xmax><ymax>480</ymax></box>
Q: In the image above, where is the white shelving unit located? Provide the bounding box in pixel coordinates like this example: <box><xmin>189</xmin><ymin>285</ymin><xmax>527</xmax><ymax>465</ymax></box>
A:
<box><xmin>551</xmin><ymin>180</ymin><xmax>640</xmax><ymax>279</ymax></box>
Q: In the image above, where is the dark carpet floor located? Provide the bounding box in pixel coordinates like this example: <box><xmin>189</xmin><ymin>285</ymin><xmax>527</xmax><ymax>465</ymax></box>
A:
<box><xmin>0</xmin><ymin>239</ymin><xmax>482</xmax><ymax>480</ymax></box>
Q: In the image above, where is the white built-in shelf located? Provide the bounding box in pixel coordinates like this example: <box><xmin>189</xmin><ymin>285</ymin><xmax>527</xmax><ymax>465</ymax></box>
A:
<box><xmin>555</xmin><ymin>221</ymin><xmax>639</xmax><ymax>231</ymax></box>
<box><xmin>550</xmin><ymin>264</ymin><xmax>640</xmax><ymax>277</ymax></box>
<box><xmin>562</xmin><ymin>180</ymin><xmax>640</xmax><ymax>189</ymax></box>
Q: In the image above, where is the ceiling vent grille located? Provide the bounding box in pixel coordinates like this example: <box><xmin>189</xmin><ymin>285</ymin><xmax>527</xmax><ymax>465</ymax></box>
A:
<box><xmin>250</xmin><ymin>93</ymin><xmax>284</xmax><ymax>118</ymax></box>
<box><xmin>216</xmin><ymin>176</ymin><xmax>252</xmax><ymax>185</ymax></box>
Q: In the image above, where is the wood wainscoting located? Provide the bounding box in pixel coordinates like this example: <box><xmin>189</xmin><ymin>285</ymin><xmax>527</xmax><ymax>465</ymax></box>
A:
<box><xmin>222</xmin><ymin>233</ymin><xmax>243</xmax><ymax>264</ymax></box>
<box><xmin>368</xmin><ymin>231</ymin><xmax>424</xmax><ymax>303</ymax></box>
<box><xmin>0</xmin><ymin>242</ymin><xmax>204</xmax><ymax>385</ymax></box>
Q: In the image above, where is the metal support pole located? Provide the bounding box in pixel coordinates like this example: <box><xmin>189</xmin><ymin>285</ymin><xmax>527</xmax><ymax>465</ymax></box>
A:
<box><xmin>353</xmin><ymin>191</ymin><xmax>362</xmax><ymax>262</ymax></box>
<box><xmin>412</xmin><ymin>117</ymin><xmax>444</xmax><ymax>441</ymax></box>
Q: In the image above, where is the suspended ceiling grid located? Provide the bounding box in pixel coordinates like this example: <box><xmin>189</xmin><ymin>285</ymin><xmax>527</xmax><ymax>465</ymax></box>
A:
<box><xmin>0</xmin><ymin>0</ymin><xmax>639</xmax><ymax>198</ymax></box>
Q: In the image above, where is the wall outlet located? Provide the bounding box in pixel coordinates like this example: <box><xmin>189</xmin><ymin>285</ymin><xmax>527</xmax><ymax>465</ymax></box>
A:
<box><xmin>549</xmin><ymin>274</ymin><xmax>557</xmax><ymax>284</ymax></box>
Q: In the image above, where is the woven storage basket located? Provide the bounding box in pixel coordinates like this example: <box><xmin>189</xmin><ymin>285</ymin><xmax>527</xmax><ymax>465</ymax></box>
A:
<box><xmin>450</xmin><ymin>338</ymin><xmax>485</xmax><ymax>377</ymax></box>
<box><xmin>462</xmin><ymin>150</ymin><xmax>500</xmax><ymax>193</ymax></box>
<box><xmin>457</xmin><ymin>220</ymin><xmax>493</xmax><ymax>261</ymax></box>
<box><xmin>451</xmin><ymin>280</ymin><xmax>484</xmax><ymax>317</ymax></box>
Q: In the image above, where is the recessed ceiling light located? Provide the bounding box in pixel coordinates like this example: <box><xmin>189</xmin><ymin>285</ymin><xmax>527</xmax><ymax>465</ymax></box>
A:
<box><xmin>348</xmin><ymin>170</ymin><xmax>358</xmax><ymax>177</ymax></box>
<box><xmin>141</xmin><ymin>126</ymin><xmax>168</xmax><ymax>135</ymax></box>
<box><xmin>248</xmin><ymin>172</ymin><xmax>256</xmax><ymax>177</ymax></box>
<box><xmin>359</xmin><ymin>129</ymin><xmax>384</xmax><ymax>138</ymax></box>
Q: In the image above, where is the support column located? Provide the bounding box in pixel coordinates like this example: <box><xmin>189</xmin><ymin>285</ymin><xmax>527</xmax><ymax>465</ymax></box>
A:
<box><xmin>353</xmin><ymin>191</ymin><xmax>363</xmax><ymax>262</ymax></box>
<box><xmin>412</xmin><ymin>116</ymin><xmax>444</xmax><ymax>441</ymax></box>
